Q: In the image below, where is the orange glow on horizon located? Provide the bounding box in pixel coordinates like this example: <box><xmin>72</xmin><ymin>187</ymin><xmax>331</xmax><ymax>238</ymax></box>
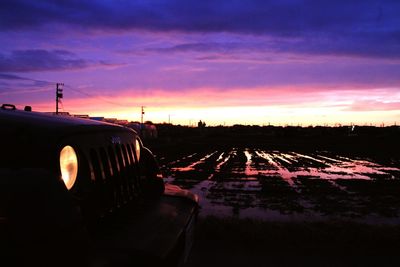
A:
<box><xmin>19</xmin><ymin>86</ymin><xmax>400</xmax><ymax>126</ymax></box>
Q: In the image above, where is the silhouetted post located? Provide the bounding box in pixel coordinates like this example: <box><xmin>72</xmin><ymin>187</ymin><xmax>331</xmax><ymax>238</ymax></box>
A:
<box><xmin>141</xmin><ymin>106</ymin><xmax>145</xmax><ymax>125</ymax></box>
<box><xmin>141</xmin><ymin>106</ymin><xmax>145</xmax><ymax>136</ymax></box>
<box><xmin>56</xmin><ymin>83</ymin><xmax>64</xmax><ymax>115</ymax></box>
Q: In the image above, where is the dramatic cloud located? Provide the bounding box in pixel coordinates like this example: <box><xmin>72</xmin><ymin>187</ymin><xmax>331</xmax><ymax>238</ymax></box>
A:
<box><xmin>1</xmin><ymin>1</ymin><xmax>399</xmax><ymax>125</ymax></box>
<box><xmin>0</xmin><ymin>0</ymin><xmax>397</xmax><ymax>34</ymax></box>
<box><xmin>0</xmin><ymin>50</ymin><xmax>88</xmax><ymax>72</ymax></box>
<box><xmin>147</xmin><ymin>38</ymin><xmax>400</xmax><ymax>59</ymax></box>
<box><xmin>1</xmin><ymin>1</ymin><xmax>399</xmax><ymax>59</ymax></box>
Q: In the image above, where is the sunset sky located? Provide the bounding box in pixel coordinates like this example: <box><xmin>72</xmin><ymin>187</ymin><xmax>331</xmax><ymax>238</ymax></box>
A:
<box><xmin>1</xmin><ymin>0</ymin><xmax>400</xmax><ymax>126</ymax></box>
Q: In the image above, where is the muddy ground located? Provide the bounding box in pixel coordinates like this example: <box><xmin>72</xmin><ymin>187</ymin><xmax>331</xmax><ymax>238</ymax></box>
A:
<box><xmin>152</xmin><ymin>147</ymin><xmax>400</xmax><ymax>222</ymax></box>
<box><xmin>144</xmin><ymin>127</ymin><xmax>400</xmax><ymax>266</ymax></box>
<box><xmin>186</xmin><ymin>217</ymin><xmax>400</xmax><ymax>267</ymax></box>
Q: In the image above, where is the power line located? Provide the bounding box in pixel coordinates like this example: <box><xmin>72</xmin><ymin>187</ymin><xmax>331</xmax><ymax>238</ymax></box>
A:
<box><xmin>0</xmin><ymin>87</ymin><xmax>53</xmax><ymax>96</ymax></box>
<box><xmin>64</xmin><ymin>85</ymin><xmax>134</xmax><ymax>107</ymax></box>
<box><xmin>56</xmin><ymin>83</ymin><xmax>64</xmax><ymax>114</ymax></box>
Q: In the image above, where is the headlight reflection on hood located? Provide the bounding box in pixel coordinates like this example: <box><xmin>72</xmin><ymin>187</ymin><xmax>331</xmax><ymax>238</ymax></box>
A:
<box><xmin>60</xmin><ymin>145</ymin><xmax>78</xmax><ymax>190</ymax></box>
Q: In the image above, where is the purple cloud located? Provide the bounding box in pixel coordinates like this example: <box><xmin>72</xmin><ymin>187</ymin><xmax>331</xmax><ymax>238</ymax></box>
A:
<box><xmin>145</xmin><ymin>34</ymin><xmax>400</xmax><ymax>59</ymax></box>
<box><xmin>0</xmin><ymin>1</ymin><xmax>399</xmax><ymax>59</ymax></box>
<box><xmin>0</xmin><ymin>1</ymin><xmax>397</xmax><ymax>35</ymax></box>
<box><xmin>0</xmin><ymin>73</ymin><xmax>35</xmax><ymax>80</ymax></box>
<box><xmin>0</xmin><ymin>50</ymin><xmax>88</xmax><ymax>72</ymax></box>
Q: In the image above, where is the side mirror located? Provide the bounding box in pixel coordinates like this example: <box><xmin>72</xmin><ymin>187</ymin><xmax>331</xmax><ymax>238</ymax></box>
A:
<box><xmin>140</xmin><ymin>147</ymin><xmax>165</xmax><ymax>196</ymax></box>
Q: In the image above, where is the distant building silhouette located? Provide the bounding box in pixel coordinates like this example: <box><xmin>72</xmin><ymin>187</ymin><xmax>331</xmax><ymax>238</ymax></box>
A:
<box><xmin>198</xmin><ymin>120</ymin><xmax>206</xmax><ymax>128</ymax></box>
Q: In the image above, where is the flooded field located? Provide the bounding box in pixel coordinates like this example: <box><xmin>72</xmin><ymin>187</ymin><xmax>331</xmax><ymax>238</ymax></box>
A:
<box><xmin>159</xmin><ymin>148</ymin><xmax>400</xmax><ymax>223</ymax></box>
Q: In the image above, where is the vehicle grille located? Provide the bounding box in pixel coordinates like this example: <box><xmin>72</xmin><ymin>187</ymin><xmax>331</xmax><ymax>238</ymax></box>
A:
<box><xmin>88</xmin><ymin>142</ymin><xmax>140</xmax><ymax>218</ymax></box>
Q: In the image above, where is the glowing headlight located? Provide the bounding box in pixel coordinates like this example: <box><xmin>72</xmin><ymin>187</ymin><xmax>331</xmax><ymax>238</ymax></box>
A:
<box><xmin>59</xmin><ymin>145</ymin><xmax>78</xmax><ymax>190</ymax></box>
<box><xmin>135</xmin><ymin>139</ymin><xmax>141</xmax><ymax>161</ymax></box>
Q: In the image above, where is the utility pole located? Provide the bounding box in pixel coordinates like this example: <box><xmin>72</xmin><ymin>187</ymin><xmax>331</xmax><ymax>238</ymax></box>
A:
<box><xmin>140</xmin><ymin>106</ymin><xmax>146</xmax><ymax>137</ymax></box>
<box><xmin>56</xmin><ymin>83</ymin><xmax>64</xmax><ymax>115</ymax></box>
<box><xmin>141</xmin><ymin>106</ymin><xmax>145</xmax><ymax>125</ymax></box>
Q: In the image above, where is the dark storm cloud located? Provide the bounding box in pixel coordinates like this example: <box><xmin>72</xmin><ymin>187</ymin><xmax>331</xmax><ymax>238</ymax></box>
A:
<box><xmin>0</xmin><ymin>50</ymin><xmax>88</xmax><ymax>72</ymax></box>
<box><xmin>1</xmin><ymin>0</ymin><xmax>399</xmax><ymax>58</ymax></box>
<box><xmin>1</xmin><ymin>0</ymin><xmax>398</xmax><ymax>34</ymax></box>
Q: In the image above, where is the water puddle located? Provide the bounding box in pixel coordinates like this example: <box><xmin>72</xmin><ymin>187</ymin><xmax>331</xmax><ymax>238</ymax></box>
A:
<box><xmin>171</xmin><ymin>151</ymin><xmax>219</xmax><ymax>172</ymax></box>
<box><xmin>215</xmin><ymin>150</ymin><xmax>234</xmax><ymax>171</ymax></box>
<box><xmin>167</xmin><ymin>152</ymin><xmax>198</xmax><ymax>166</ymax></box>
<box><xmin>163</xmin><ymin>148</ymin><xmax>400</xmax><ymax>223</ymax></box>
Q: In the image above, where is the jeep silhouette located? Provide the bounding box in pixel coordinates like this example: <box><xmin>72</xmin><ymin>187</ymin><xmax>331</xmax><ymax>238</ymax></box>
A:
<box><xmin>0</xmin><ymin>104</ymin><xmax>198</xmax><ymax>267</ymax></box>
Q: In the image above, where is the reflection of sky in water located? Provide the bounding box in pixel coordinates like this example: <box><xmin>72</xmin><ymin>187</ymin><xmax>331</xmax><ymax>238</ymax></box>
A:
<box><xmin>166</xmin><ymin>148</ymin><xmax>400</xmax><ymax>184</ymax></box>
<box><xmin>171</xmin><ymin>151</ymin><xmax>218</xmax><ymax>172</ymax></box>
<box><xmin>164</xmin><ymin>149</ymin><xmax>400</xmax><ymax>223</ymax></box>
<box><xmin>253</xmin><ymin>151</ymin><xmax>396</xmax><ymax>181</ymax></box>
<box><xmin>167</xmin><ymin>152</ymin><xmax>198</xmax><ymax>166</ymax></box>
<box><xmin>215</xmin><ymin>150</ymin><xmax>235</xmax><ymax>171</ymax></box>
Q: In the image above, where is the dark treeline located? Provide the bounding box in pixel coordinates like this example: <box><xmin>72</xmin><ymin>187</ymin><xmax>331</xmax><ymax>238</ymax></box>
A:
<box><xmin>145</xmin><ymin>124</ymin><xmax>400</xmax><ymax>161</ymax></box>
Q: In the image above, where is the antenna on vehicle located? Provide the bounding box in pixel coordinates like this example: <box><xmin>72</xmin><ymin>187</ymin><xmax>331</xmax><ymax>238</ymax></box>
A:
<box><xmin>56</xmin><ymin>83</ymin><xmax>64</xmax><ymax>115</ymax></box>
